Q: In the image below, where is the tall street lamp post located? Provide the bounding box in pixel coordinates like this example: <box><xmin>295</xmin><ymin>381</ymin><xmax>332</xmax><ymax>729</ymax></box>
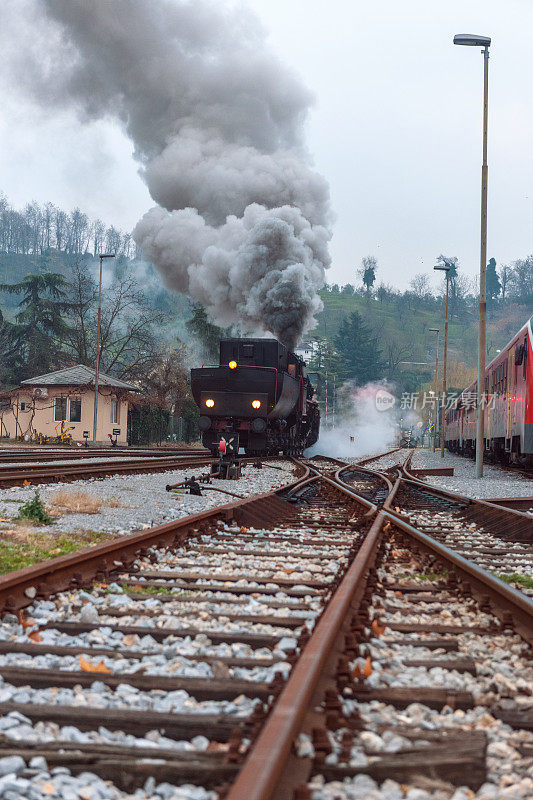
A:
<box><xmin>429</xmin><ymin>327</ymin><xmax>440</xmax><ymax>449</ymax></box>
<box><xmin>453</xmin><ymin>33</ymin><xmax>491</xmax><ymax>477</ymax></box>
<box><xmin>434</xmin><ymin>265</ymin><xmax>450</xmax><ymax>458</ymax></box>
<box><xmin>92</xmin><ymin>253</ymin><xmax>116</xmax><ymax>444</ymax></box>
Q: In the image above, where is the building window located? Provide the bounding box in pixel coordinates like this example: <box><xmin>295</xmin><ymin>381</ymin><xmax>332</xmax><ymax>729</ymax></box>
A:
<box><xmin>110</xmin><ymin>399</ymin><xmax>119</xmax><ymax>424</ymax></box>
<box><xmin>54</xmin><ymin>397</ymin><xmax>67</xmax><ymax>422</ymax></box>
<box><xmin>69</xmin><ymin>398</ymin><xmax>82</xmax><ymax>423</ymax></box>
<box><xmin>19</xmin><ymin>401</ymin><xmax>29</xmax><ymax>412</ymax></box>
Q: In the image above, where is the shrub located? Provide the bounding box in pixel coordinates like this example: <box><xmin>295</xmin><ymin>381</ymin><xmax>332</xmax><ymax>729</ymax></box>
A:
<box><xmin>15</xmin><ymin>491</ymin><xmax>52</xmax><ymax>525</ymax></box>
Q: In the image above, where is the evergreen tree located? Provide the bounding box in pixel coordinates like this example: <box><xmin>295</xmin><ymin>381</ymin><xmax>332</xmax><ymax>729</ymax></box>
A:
<box><xmin>0</xmin><ymin>308</ymin><xmax>19</xmax><ymax>386</ymax></box>
<box><xmin>186</xmin><ymin>305</ymin><xmax>225</xmax><ymax>362</ymax></box>
<box><xmin>0</xmin><ymin>273</ymin><xmax>71</xmax><ymax>380</ymax></box>
<box><xmin>486</xmin><ymin>257</ymin><xmax>501</xmax><ymax>303</ymax></box>
<box><xmin>333</xmin><ymin>311</ymin><xmax>385</xmax><ymax>384</ymax></box>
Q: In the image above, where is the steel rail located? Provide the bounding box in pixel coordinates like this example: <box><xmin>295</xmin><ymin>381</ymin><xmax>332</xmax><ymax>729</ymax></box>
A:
<box><xmin>0</xmin><ymin>463</ymin><xmax>310</xmax><ymax>614</ymax></box>
<box><xmin>0</xmin><ymin>449</ymin><xmax>209</xmax><ymax>463</ymax></box>
<box><xmin>354</xmin><ymin>446</ymin><xmax>403</xmax><ymax>466</ymax></box>
<box><xmin>228</xmin><ymin>462</ymin><xmax>532</xmax><ymax>799</ymax></box>
<box><xmin>400</xmin><ymin>455</ymin><xmax>533</xmax><ymax>537</ymax></box>
<box><xmin>0</xmin><ymin>457</ymin><xmax>215</xmax><ymax>488</ymax></box>
<box><xmin>334</xmin><ymin>463</ymin><xmax>393</xmax><ymax>497</ymax></box>
<box><xmin>383</xmin><ymin>510</ymin><xmax>533</xmax><ymax>645</ymax></box>
<box><xmin>225</xmin><ymin>509</ymin><xmax>384</xmax><ymax>800</ymax></box>
<box><xmin>0</xmin><ymin>453</ymin><xmax>282</xmax><ymax>488</ymax></box>
<box><xmin>293</xmin><ymin>458</ymin><xmax>378</xmax><ymax>516</ymax></box>
<box><xmin>484</xmin><ymin>496</ymin><xmax>533</xmax><ymax>511</ymax></box>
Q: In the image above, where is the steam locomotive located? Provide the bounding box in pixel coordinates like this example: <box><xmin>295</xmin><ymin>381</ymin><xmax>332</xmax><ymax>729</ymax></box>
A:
<box><xmin>191</xmin><ymin>338</ymin><xmax>320</xmax><ymax>456</ymax></box>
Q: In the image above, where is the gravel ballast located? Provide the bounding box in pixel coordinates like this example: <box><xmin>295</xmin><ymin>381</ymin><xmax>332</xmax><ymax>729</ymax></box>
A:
<box><xmin>0</xmin><ymin>461</ymin><xmax>298</xmax><ymax>537</ymax></box>
<box><xmin>411</xmin><ymin>450</ymin><xmax>532</xmax><ymax>500</ymax></box>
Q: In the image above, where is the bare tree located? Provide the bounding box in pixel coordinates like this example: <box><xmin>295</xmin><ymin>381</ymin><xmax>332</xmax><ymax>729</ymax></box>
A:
<box><xmin>508</xmin><ymin>256</ymin><xmax>533</xmax><ymax>305</ymax></box>
<box><xmin>138</xmin><ymin>346</ymin><xmax>189</xmax><ymax>413</ymax></box>
<box><xmin>409</xmin><ymin>273</ymin><xmax>431</xmax><ymax>298</ymax></box>
<box><xmin>105</xmin><ymin>225</ymin><xmax>122</xmax><ymax>255</ymax></box>
<box><xmin>64</xmin><ymin>263</ymin><xmax>164</xmax><ymax>381</ymax></box>
<box><xmin>498</xmin><ymin>263</ymin><xmax>511</xmax><ymax>301</ymax></box>
<box><xmin>92</xmin><ymin>219</ymin><xmax>106</xmax><ymax>256</ymax></box>
<box><xmin>376</xmin><ymin>282</ymin><xmax>394</xmax><ymax>303</ymax></box>
<box><xmin>0</xmin><ymin>195</ymin><xmax>134</xmax><ymax>260</ymax></box>
<box><xmin>382</xmin><ymin>332</ymin><xmax>415</xmax><ymax>377</ymax></box>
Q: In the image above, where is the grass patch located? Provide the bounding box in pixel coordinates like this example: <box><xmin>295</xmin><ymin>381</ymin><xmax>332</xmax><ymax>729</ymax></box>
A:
<box><xmin>15</xmin><ymin>491</ymin><xmax>52</xmax><ymax>525</ymax></box>
<box><xmin>414</xmin><ymin>570</ymin><xmax>448</xmax><ymax>582</ymax></box>
<box><xmin>49</xmin><ymin>490</ymin><xmax>102</xmax><ymax>514</ymax></box>
<box><xmin>492</xmin><ymin>572</ymin><xmax>533</xmax><ymax>590</ymax></box>
<box><xmin>118</xmin><ymin>583</ymin><xmax>196</xmax><ymax>598</ymax></box>
<box><xmin>49</xmin><ymin>491</ymin><xmax>123</xmax><ymax>514</ymax></box>
<box><xmin>0</xmin><ymin>529</ymin><xmax>112</xmax><ymax>574</ymax></box>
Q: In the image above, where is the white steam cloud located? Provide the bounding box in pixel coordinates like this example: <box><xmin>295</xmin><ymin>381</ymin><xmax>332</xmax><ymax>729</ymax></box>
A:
<box><xmin>307</xmin><ymin>383</ymin><xmax>398</xmax><ymax>459</ymax></box>
<box><xmin>1</xmin><ymin>0</ymin><xmax>331</xmax><ymax>349</ymax></box>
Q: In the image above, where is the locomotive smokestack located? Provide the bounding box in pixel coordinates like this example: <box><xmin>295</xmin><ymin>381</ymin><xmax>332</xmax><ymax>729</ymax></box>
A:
<box><xmin>3</xmin><ymin>0</ymin><xmax>331</xmax><ymax>348</ymax></box>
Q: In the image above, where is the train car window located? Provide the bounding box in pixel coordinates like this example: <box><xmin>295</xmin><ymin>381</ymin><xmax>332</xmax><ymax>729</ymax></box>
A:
<box><xmin>240</xmin><ymin>344</ymin><xmax>255</xmax><ymax>359</ymax></box>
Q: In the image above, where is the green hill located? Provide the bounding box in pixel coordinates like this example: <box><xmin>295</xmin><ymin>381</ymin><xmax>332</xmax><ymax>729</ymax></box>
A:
<box><xmin>309</xmin><ymin>288</ymin><xmax>530</xmax><ymax>393</ymax></box>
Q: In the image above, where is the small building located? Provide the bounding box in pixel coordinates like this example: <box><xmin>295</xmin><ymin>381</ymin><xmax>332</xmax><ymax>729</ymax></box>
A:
<box><xmin>0</xmin><ymin>365</ymin><xmax>138</xmax><ymax>444</ymax></box>
<box><xmin>294</xmin><ymin>340</ymin><xmax>317</xmax><ymax>362</ymax></box>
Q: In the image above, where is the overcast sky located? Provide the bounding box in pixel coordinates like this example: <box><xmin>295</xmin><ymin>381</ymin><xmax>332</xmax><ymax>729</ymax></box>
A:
<box><xmin>0</xmin><ymin>0</ymin><xmax>531</xmax><ymax>290</ymax></box>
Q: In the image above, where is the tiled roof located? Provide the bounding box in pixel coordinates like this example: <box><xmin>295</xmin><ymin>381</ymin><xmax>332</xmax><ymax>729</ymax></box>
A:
<box><xmin>21</xmin><ymin>365</ymin><xmax>139</xmax><ymax>391</ymax></box>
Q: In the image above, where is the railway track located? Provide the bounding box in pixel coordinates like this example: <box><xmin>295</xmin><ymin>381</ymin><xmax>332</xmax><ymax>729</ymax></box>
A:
<box><xmin>0</xmin><ymin>449</ymin><xmax>530</xmax><ymax>798</ymax></box>
<box><xmin>0</xmin><ymin>447</ymin><xmax>209</xmax><ymax>463</ymax></box>
<box><xmin>388</xmin><ymin>453</ymin><xmax>533</xmax><ymax>594</ymax></box>
<box><xmin>0</xmin><ymin>453</ymin><xmax>218</xmax><ymax>488</ymax></box>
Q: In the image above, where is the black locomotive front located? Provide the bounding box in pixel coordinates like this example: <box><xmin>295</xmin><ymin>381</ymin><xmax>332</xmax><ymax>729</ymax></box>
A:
<box><xmin>190</xmin><ymin>338</ymin><xmax>320</xmax><ymax>456</ymax></box>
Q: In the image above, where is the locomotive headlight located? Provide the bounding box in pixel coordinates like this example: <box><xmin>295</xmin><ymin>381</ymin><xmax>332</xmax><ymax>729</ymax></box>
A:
<box><xmin>251</xmin><ymin>400</ymin><xmax>261</xmax><ymax>409</ymax></box>
<box><xmin>228</xmin><ymin>360</ymin><xmax>237</xmax><ymax>369</ymax></box>
<box><xmin>205</xmin><ymin>398</ymin><xmax>215</xmax><ymax>408</ymax></box>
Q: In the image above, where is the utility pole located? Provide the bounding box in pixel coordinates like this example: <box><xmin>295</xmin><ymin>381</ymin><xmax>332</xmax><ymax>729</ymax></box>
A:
<box><xmin>92</xmin><ymin>253</ymin><xmax>115</xmax><ymax>443</ymax></box>
<box><xmin>434</xmin><ymin>264</ymin><xmax>450</xmax><ymax>457</ymax></box>
<box><xmin>453</xmin><ymin>33</ymin><xmax>491</xmax><ymax>477</ymax></box>
<box><xmin>429</xmin><ymin>328</ymin><xmax>440</xmax><ymax>450</ymax></box>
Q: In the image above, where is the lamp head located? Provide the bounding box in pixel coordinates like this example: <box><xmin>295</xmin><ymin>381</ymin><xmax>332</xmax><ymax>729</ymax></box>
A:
<box><xmin>453</xmin><ymin>34</ymin><xmax>491</xmax><ymax>47</ymax></box>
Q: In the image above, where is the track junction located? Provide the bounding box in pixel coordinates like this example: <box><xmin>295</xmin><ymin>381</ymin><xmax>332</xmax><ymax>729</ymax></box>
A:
<box><xmin>0</xmin><ymin>448</ymin><xmax>530</xmax><ymax>799</ymax></box>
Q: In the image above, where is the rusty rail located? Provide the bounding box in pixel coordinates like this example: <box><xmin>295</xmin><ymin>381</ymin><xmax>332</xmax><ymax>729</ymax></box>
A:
<box><xmin>0</xmin><ymin>454</ymin><xmax>282</xmax><ymax>488</ymax></box>
<box><xmin>383</xmin><ymin>510</ymin><xmax>533</xmax><ymax>646</ymax></box>
<box><xmin>400</xmin><ymin>455</ymin><xmax>533</xmax><ymax>539</ymax></box>
<box><xmin>225</xmin><ymin>510</ymin><xmax>385</xmax><ymax>800</ymax></box>
<box><xmin>0</xmin><ymin>462</ymin><xmax>310</xmax><ymax>614</ymax></box>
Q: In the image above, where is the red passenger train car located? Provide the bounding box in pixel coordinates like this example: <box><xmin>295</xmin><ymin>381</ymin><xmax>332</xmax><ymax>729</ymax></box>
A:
<box><xmin>445</xmin><ymin>316</ymin><xmax>533</xmax><ymax>465</ymax></box>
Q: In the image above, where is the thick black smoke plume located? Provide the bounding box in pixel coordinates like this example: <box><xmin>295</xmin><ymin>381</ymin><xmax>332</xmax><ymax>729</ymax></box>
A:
<box><xmin>1</xmin><ymin>0</ymin><xmax>331</xmax><ymax>348</ymax></box>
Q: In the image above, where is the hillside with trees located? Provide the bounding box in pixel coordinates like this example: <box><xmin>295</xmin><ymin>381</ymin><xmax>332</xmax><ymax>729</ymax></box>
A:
<box><xmin>308</xmin><ymin>253</ymin><xmax>531</xmax><ymax>402</ymax></box>
<box><xmin>0</xmin><ymin>194</ymin><xmax>531</xmax><ymax>439</ymax></box>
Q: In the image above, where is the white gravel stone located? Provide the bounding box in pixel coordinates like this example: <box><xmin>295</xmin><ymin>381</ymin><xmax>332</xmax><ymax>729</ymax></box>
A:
<box><xmin>0</xmin><ymin>460</ymin><xmax>298</xmax><ymax>536</ymax></box>
<box><xmin>411</xmin><ymin>449</ymin><xmax>532</xmax><ymax>499</ymax></box>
